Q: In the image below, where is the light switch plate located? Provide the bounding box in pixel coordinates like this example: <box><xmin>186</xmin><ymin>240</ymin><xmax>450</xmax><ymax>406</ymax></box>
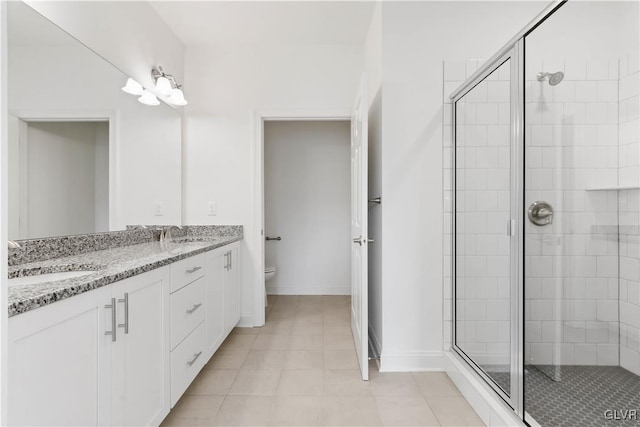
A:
<box><xmin>154</xmin><ymin>202</ymin><xmax>163</xmax><ymax>216</ymax></box>
<box><xmin>208</xmin><ymin>202</ymin><xmax>217</xmax><ymax>216</ymax></box>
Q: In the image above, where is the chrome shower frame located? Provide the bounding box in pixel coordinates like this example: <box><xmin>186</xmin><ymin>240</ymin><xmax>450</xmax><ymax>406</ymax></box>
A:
<box><xmin>448</xmin><ymin>0</ymin><xmax>567</xmax><ymax>423</ymax></box>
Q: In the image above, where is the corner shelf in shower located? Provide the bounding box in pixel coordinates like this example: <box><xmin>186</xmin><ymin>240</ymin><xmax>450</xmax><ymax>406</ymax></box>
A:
<box><xmin>585</xmin><ymin>185</ymin><xmax>640</xmax><ymax>191</ymax></box>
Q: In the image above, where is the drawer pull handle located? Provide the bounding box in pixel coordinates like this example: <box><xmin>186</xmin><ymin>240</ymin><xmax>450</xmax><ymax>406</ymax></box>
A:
<box><xmin>186</xmin><ymin>351</ymin><xmax>203</xmax><ymax>367</ymax></box>
<box><xmin>186</xmin><ymin>303</ymin><xmax>203</xmax><ymax>315</ymax></box>
<box><xmin>186</xmin><ymin>266</ymin><xmax>202</xmax><ymax>274</ymax></box>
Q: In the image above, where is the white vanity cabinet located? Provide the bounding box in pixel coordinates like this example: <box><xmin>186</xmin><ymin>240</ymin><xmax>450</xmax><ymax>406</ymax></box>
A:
<box><xmin>205</xmin><ymin>247</ymin><xmax>225</xmax><ymax>359</ymax></box>
<box><xmin>223</xmin><ymin>243</ymin><xmax>241</xmax><ymax>335</ymax></box>
<box><xmin>8</xmin><ymin>241</ymin><xmax>242</xmax><ymax>426</ymax></box>
<box><xmin>169</xmin><ymin>254</ymin><xmax>207</xmax><ymax>406</ymax></box>
<box><xmin>204</xmin><ymin>242</ymin><xmax>241</xmax><ymax>359</ymax></box>
<box><xmin>7</xmin><ymin>267</ymin><xmax>171</xmax><ymax>427</ymax></box>
<box><xmin>169</xmin><ymin>243</ymin><xmax>242</xmax><ymax>405</ymax></box>
<box><xmin>110</xmin><ymin>268</ymin><xmax>171</xmax><ymax>427</ymax></box>
<box><xmin>8</xmin><ymin>285</ymin><xmax>112</xmax><ymax>426</ymax></box>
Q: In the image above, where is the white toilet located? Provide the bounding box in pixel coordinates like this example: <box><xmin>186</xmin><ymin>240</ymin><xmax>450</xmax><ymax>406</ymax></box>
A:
<box><xmin>265</xmin><ymin>266</ymin><xmax>276</xmax><ymax>282</ymax></box>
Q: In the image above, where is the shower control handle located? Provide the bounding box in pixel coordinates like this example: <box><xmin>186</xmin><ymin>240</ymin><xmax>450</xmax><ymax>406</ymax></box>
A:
<box><xmin>528</xmin><ymin>201</ymin><xmax>554</xmax><ymax>226</ymax></box>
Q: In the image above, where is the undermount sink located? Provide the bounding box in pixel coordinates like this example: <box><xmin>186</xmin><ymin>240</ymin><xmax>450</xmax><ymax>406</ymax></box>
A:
<box><xmin>8</xmin><ymin>271</ymin><xmax>95</xmax><ymax>286</ymax></box>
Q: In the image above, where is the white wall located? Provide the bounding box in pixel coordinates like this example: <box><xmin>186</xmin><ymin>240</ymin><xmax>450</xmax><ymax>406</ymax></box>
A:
<box><xmin>7</xmin><ymin>116</ymin><xmax>18</xmax><ymax>239</ymax></box>
<box><xmin>264</xmin><ymin>121</ymin><xmax>351</xmax><ymax>295</ymax></box>
<box><xmin>378</xmin><ymin>1</ymin><xmax>549</xmax><ymax>370</ymax></box>
<box><xmin>184</xmin><ymin>43</ymin><xmax>363</xmax><ymax>326</ymax></box>
<box><xmin>1</xmin><ymin>2</ymin><xmax>8</xmax><ymax>423</ymax></box>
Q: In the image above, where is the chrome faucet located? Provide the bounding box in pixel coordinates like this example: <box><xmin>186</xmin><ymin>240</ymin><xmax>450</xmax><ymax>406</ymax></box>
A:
<box><xmin>8</xmin><ymin>240</ymin><xmax>21</xmax><ymax>249</ymax></box>
<box><xmin>158</xmin><ymin>225</ymin><xmax>183</xmax><ymax>242</ymax></box>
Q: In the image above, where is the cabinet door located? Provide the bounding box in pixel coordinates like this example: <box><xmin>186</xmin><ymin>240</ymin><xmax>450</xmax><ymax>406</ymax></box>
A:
<box><xmin>111</xmin><ymin>267</ymin><xmax>170</xmax><ymax>427</ymax></box>
<box><xmin>224</xmin><ymin>244</ymin><xmax>241</xmax><ymax>335</ymax></box>
<box><xmin>8</xmin><ymin>286</ymin><xmax>112</xmax><ymax>427</ymax></box>
<box><xmin>205</xmin><ymin>249</ymin><xmax>225</xmax><ymax>359</ymax></box>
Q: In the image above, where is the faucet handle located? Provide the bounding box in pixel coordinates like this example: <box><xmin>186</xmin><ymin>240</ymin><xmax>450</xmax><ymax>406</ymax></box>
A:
<box><xmin>155</xmin><ymin>228</ymin><xmax>167</xmax><ymax>242</ymax></box>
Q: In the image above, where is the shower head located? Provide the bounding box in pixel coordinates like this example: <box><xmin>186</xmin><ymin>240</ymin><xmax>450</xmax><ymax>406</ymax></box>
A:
<box><xmin>537</xmin><ymin>71</ymin><xmax>564</xmax><ymax>86</ymax></box>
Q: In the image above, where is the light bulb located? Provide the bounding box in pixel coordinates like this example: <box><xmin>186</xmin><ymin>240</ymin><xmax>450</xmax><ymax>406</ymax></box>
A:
<box><xmin>155</xmin><ymin>76</ymin><xmax>172</xmax><ymax>96</ymax></box>
<box><xmin>122</xmin><ymin>78</ymin><xmax>144</xmax><ymax>96</ymax></box>
<box><xmin>138</xmin><ymin>90</ymin><xmax>160</xmax><ymax>106</ymax></box>
<box><xmin>167</xmin><ymin>88</ymin><xmax>188</xmax><ymax>106</ymax></box>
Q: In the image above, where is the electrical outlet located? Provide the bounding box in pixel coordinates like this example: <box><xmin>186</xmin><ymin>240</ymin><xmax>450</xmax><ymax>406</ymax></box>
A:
<box><xmin>208</xmin><ymin>201</ymin><xmax>217</xmax><ymax>216</ymax></box>
<box><xmin>154</xmin><ymin>202</ymin><xmax>163</xmax><ymax>216</ymax></box>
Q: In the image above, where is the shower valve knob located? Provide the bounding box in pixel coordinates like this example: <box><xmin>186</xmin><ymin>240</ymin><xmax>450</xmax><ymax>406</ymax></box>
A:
<box><xmin>528</xmin><ymin>201</ymin><xmax>554</xmax><ymax>226</ymax></box>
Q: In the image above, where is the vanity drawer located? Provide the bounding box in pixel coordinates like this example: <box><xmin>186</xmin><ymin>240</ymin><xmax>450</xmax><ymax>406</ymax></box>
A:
<box><xmin>170</xmin><ymin>323</ymin><xmax>206</xmax><ymax>407</ymax></box>
<box><xmin>171</xmin><ymin>276</ymin><xmax>206</xmax><ymax>349</ymax></box>
<box><xmin>171</xmin><ymin>253</ymin><xmax>205</xmax><ymax>293</ymax></box>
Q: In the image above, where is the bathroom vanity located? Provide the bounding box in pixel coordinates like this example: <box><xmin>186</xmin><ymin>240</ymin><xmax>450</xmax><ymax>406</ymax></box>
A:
<box><xmin>6</xmin><ymin>226</ymin><xmax>242</xmax><ymax>426</ymax></box>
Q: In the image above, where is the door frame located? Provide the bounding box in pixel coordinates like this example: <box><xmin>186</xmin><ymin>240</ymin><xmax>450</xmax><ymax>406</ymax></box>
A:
<box><xmin>251</xmin><ymin>109</ymin><xmax>351</xmax><ymax>326</ymax></box>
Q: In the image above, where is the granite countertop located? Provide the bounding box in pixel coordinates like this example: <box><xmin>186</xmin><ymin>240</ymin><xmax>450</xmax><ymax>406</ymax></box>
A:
<box><xmin>8</xmin><ymin>235</ymin><xmax>242</xmax><ymax>317</ymax></box>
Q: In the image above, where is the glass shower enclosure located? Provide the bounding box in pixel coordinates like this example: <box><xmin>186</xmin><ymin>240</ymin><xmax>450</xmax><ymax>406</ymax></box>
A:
<box><xmin>449</xmin><ymin>1</ymin><xmax>640</xmax><ymax>425</ymax></box>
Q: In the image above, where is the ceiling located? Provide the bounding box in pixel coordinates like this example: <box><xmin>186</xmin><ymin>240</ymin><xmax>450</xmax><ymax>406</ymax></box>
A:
<box><xmin>149</xmin><ymin>1</ymin><xmax>376</xmax><ymax>47</ymax></box>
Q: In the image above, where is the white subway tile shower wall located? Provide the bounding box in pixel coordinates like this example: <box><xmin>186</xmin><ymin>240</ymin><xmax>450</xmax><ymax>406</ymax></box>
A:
<box><xmin>524</xmin><ymin>57</ymin><xmax>620</xmax><ymax>368</ymax></box>
<box><xmin>619</xmin><ymin>51</ymin><xmax>640</xmax><ymax>376</ymax></box>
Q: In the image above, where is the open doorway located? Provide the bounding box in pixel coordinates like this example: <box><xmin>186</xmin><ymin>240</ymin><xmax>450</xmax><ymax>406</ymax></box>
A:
<box><xmin>263</xmin><ymin>120</ymin><xmax>351</xmax><ymax>296</ymax></box>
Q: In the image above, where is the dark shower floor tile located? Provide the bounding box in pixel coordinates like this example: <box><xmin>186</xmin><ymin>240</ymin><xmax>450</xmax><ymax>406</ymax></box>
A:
<box><xmin>525</xmin><ymin>365</ymin><xmax>640</xmax><ymax>427</ymax></box>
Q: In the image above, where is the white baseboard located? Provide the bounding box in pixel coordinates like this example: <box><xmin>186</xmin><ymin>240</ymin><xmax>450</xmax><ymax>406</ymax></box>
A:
<box><xmin>266</xmin><ymin>285</ymin><xmax>350</xmax><ymax>295</ymax></box>
<box><xmin>445</xmin><ymin>351</ymin><xmax>524</xmax><ymax>427</ymax></box>
<box><xmin>379</xmin><ymin>351</ymin><xmax>447</xmax><ymax>372</ymax></box>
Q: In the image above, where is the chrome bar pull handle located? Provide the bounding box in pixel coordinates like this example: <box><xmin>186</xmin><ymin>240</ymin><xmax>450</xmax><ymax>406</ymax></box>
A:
<box><xmin>186</xmin><ymin>351</ymin><xmax>202</xmax><ymax>367</ymax></box>
<box><xmin>224</xmin><ymin>252</ymin><xmax>229</xmax><ymax>271</ymax></box>
<box><xmin>117</xmin><ymin>293</ymin><xmax>129</xmax><ymax>334</ymax></box>
<box><xmin>265</xmin><ymin>236</ymin><xmax>282</xmax><ymax>241</ymax></box>
<box><xmin>105</xmin><ymin>298</ymin><xmax>117</xmax><ymax>342</ymax></box>
<box><xmin>186</xmin><ymin>303</ymin><xmax>203</xmax><ymax>315</ymax></box>
<box><xmin>230</xmin><ymin>251</ymin><xmax>232</xmax><ymax>269</ymax></box>
<box><xmin>186</xmin><ymin>266</ymin><xmax>202</xmax><ymax>274</ymax></box>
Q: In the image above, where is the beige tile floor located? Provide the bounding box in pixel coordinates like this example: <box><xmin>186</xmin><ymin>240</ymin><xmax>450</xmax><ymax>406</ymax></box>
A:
<box><xmin>161</xmin><ymin>295</ymin><xmax>484</xmax><ymax>427</ymax></box>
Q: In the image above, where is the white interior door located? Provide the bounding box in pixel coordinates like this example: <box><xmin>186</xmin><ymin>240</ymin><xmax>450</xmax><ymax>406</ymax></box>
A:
<box><xmin>351</xmin><ymin>75</ymin><xmax>369</xmax><ymax>381</ymax></box>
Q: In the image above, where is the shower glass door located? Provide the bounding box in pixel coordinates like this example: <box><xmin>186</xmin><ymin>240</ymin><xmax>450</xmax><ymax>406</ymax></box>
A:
<box><xmin>453</xmin><ymin>48</ymin><xmax>521</xmax><ymax>406</ymax></box>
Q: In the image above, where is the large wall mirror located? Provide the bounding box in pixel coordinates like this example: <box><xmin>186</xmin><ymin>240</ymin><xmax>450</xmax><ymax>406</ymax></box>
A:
<box><xmin>7</xmin><ymin>1</ymin><xmax>182</xmax><ymax>240</ymax></box>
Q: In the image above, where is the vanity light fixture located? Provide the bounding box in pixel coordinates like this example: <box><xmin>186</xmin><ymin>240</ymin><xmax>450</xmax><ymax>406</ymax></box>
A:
<box><xmin>122</xmin><ymin>78</ymin><xmax>144</xmax><ymax>96</ymax></box>
<box><xmin>121</xmin><ymin>66</ymin><xmax>188</xmax><ymax>107</ymax></box>
<box><xmin>138</xmin><ymin>89</ymin><xmax>160</xmax><ymax>106</ymax></box>
<box><xmin>151</xmin><ymin>65</ymin><xmax>188</xmax><ymax>106</ymax></box>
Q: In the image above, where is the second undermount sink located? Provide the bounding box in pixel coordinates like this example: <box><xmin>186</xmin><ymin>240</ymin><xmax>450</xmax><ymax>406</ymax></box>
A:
<box><xmin>8</xmin><ymin>271</ymin><xmax>95</xmax><ymax>286</ymax></box>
